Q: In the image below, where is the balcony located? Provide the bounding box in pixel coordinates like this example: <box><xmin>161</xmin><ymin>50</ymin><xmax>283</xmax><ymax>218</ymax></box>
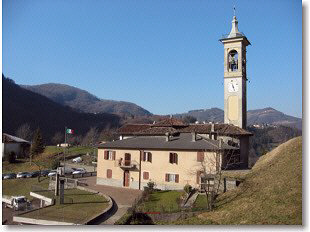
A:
<box><xmin>118</xmin><ymin>159</ymin><xmax>139</xmax><ymax>170</ymax></box>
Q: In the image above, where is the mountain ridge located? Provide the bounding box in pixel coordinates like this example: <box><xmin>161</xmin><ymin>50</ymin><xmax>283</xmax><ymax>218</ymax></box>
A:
<box><xmin>22</xmin><ymin>83</ymin><xmax>152</xmax><ymax>117</ymax></box>
<box><xmin>174</xmin><ymin>107</ymin><xmax>302</xmax><ymax>130</ymax></box>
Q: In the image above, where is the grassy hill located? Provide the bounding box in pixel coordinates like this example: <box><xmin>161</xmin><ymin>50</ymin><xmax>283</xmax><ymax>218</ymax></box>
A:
<box><xmin>195</xmin><ymin>136</ymin><xmax>302</xmax><ymax>225</ymax></box>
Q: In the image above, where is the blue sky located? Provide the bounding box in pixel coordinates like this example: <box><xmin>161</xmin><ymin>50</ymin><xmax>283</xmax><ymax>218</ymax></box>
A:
<box><xmin>3</xmin><ymin>0</ymin><xmax>302</xmax><ymax>117</ymax></box>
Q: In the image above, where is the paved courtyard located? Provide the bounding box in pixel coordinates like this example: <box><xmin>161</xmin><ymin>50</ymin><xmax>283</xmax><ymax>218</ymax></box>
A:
<box><xmin>82</xmin><ymin>176</ymin><xmax>142</xmax><ymax>224</ymax></box>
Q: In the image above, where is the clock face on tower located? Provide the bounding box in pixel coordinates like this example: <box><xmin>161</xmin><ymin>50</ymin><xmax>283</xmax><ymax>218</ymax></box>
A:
<box><xmin>228</xmin><ymin>81</ymin><xmax>239</xmax><ymax>93</ymax></box>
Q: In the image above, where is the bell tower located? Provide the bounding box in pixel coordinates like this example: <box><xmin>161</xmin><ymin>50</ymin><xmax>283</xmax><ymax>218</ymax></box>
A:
<box><xmin>220</xmin><ymin>13</ymin><xmax>250</xmax><ymax>129</ymax></box>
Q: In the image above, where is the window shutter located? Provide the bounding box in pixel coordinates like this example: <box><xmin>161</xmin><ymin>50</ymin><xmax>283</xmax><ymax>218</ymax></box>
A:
<box><xmin>140</xmin><ymin>150</ymin><xmax>144</xmax><ymax>161</ymax></box>
<box><xmin>175</xmin><ymin>153</ymin><xmax>178</xmax><ymax>164</ymax></box>
<box><xmin>197</xmin><ymin>152</ymin><xmax>204</xmax><ymax>162</ymax></box>
<box><xmin>143</xmin><ymin>152</ymin><xmax>146</xmax><ymax>161</ymax></box>
<box><xmin>169</xmin><ymin>153</ymin><xmax>172</xmax><ymax>164</ymax></box>
<box><xmin>175</xmin><ymin>174</ymin><xmax>179</xmax><ymax>183</ymax></box>
<box><xmin>165</xmin><ymin>173</ymin><xmax>169</xmax><ymax>182</ymax></box>
<box><xmin>104</xmin><ymin>151</ymin><xmax>108</xmax><ymax>160</ymax></box>
<box><xmin>112</xmin><ymin>151</ymin><xmax>116</xmax><ymax>160</ymax></box>
<box><xmin>149</xmin><ymin>153</ymin><xmax>152</xmax><ymax>163</ymax></box>
<box><xmin>143</xmin><ymin>172</ymin><xmax>149</xmax><ymax>180</ymax></box>
<box><xmin>107</xmin><ymin>169</ymin><xmax>112</xmax><ymax>178</ymax></box>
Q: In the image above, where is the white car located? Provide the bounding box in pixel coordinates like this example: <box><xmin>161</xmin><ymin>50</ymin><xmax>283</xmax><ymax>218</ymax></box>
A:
<box><xmin>72</xmin><ymin>157</ymin><xmax>82</xmax><ymax>163</ymax></box>
<box><xmin>72</xmin><ymin>168</ymin><xmax>86</xmax><ymax>175</ymax></box>
<box><xmin>16</xmin><ymin>172</ymin><xmax>29</xmax><ymax>178</ymax></box>
<box><xmin>48</xmin><ymin>171</ymin><xmax>57</xmax><ymax>177</ymax></box>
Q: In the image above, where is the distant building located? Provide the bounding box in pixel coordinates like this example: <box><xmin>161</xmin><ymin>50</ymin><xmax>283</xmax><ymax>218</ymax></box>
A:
<box><xmin>2</xmin><ymin>133</ymin><xmax>31</xmax><ymax>159</ymax></box>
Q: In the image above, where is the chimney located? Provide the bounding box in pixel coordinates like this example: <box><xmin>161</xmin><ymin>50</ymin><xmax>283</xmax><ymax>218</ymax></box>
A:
<box><xmin>191</xmin><ymin>132</ymin><xmax>196</xmax><ymax>142</ymax></box>
<box><xmin>165</xmin><ymin>132</ymin><xmax>170</xmax><ymax>142</ymax></box>
<box><xmin>219</xmin><ymin>139</ymin><xmax>223</xmax><ymax>149</ymax></box>
<box><xmin>209</xmin><ymin>123</ymin><xmax>215</xmax><ymax>139</ymax></box>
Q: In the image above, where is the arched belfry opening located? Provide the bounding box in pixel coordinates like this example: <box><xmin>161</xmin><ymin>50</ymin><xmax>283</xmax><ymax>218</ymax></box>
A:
<box><xmin>228</xmin><ymin>50</ymin><xmax>238</xmax><ymax>72</ymax></box>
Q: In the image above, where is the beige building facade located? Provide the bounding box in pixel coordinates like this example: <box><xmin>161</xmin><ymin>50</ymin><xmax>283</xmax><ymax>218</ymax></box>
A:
<box><xmin>97</xmin><ymin>147</ymin><xmax>220</xmax><ymax>190</ymax></box>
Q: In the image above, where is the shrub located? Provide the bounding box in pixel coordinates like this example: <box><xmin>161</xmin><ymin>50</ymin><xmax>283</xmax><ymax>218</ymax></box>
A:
<box><xmin>7</xmin><ymin>152</ymin><xmax>16</xmax><ymax>163</ymax></box>
<box><xmin>147</xmin><ymin>181</ymin><xmax>156</xmax><ymax>192</ymax></box>
<box><xmin>184</xmin><ymin>184</ymin><xmax>192</xmax><ymax>194</ymax></box>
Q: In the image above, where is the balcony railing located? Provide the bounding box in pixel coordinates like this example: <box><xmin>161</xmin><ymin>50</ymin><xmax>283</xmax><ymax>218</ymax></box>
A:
<box><xmin>118</xmin><ymin>159</ymin><xmax>139</xmax><ymax>169</ymax></box>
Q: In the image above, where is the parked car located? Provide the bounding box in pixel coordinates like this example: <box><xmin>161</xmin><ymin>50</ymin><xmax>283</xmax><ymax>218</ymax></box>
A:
<box><xmin>72</xmin><ymin>168</ymin><xmax>87</xmax><ymax>175</ymax></box>
<box><xmin>72</xmin><ymin>157</ymin><xmax>82</xmax><ymax>163</ymax></box>
<box><xmin>48</xmin><ymin>171</ymin><xmax>57</xmax><ymax>177</ymax></box>
<box><xmin>26</xmin><ymin>171</ymin><xmax>40</xmax><ymax>178</ymax></box>
<box><xmin>40</xmin><ymin>170</ymin><xmax>50</xmax><ymax>177</ymax></box>
<box><xmin>16</xmin><ymin>172</ymin><xmax>30</xmax><ymax>178</ymax></box>
<box><xmin>3</xmin><ymin>173</ymin><xmax>17</xmax><ymax>180</ymax></box>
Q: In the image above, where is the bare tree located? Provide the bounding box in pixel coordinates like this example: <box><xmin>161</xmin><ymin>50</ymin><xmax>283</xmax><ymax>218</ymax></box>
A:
<box><xmin>52</xmin><ymin>132</ymin><xmax>64</xmax><ymax>145</ymax></box>
<box><xmin>82</xmin><ymin>127</ymin><xmax>99</xmax><ymax>146</ymax></box>
<box><xmin>16</xmin><ymin>123</ymin><xmax>32</xmax><ymax>141</ymax></box>
<box><xmin>195</xmin><ymin>141</ymin><xmax>241</xmax><ymax>210</ymax></box>
<box><xmin>98</xmin><ymin>129</ymin><xmax>118</xmax><ymax>142</ymax></box>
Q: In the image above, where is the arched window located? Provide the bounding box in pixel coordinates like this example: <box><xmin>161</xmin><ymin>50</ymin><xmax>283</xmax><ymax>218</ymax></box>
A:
<box><xmin>228</xmin><ymin>50</ymin><xmax>238</xmax><ymax>72</ymax></box>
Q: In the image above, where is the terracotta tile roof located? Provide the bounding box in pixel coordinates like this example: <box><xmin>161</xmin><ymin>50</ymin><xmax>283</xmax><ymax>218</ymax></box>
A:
<box><xmin>152</xmin><ymin>118</ymin><xmax>186</xmax><ymax>127</ymax></box>
<box><xmin>117</xmin><ymin>124</ymin><xmax>152</xmax><ymax>134</ymax></box>
<box><xmin>134</xmin><ymin>127</ymin><xmax>179</xmax><ymax>135</ymax></box>
<box><xmin>117</xmin><ymin>122</ymin><xmax>252</xmax><ymax>137</ymax></box>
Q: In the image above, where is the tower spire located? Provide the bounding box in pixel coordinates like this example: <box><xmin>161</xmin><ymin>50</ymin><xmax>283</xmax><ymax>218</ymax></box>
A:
<box><xmin>228</xmin><ymin>7</ymin><xmax>242</xmax><ymax>38</ymax></box>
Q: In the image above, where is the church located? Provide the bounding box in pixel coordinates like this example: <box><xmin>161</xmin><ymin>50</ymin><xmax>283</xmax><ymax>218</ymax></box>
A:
<box><xmin>96</xmin><ymin>14</ymin><xmax>252</xmax><ymax>190</ymax></box>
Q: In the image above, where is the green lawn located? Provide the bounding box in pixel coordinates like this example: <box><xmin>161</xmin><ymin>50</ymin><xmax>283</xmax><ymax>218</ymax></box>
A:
<box><xmin>192</xmin><ymin>194</ymin><xmax>209</xmax><ymax>211</ymax></box>
<box><xmin>21</xmin><ymin>188</ymin><xmax>109</xmax><ymax>224</ymax></box>
<box><xmin>3</xmin><ymin>145</ymin><xmax>96</xmax><ymax>173</ymax></box>
<box><xmin>137</xmin><ymin>191</ymin><xmax>183</xmax><ymax>213</ymax></box>
<box><xmin>2</xmin><ymin>178</ymin><xmax>50</xmax><ymax>199</ymax></box>
<box><xmin>44</xmin><ymin>146</ymin><xmax>95</xmax><ymax>157</ymax></box>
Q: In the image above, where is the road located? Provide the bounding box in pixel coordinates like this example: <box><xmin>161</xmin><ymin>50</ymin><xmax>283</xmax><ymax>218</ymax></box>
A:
<box><xmin>82</xmin><ymin>176</ymin><xmax>142</xmax><ymax>224</ymax></box>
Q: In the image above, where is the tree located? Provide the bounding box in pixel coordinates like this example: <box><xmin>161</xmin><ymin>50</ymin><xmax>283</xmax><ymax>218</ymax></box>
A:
<box><xmin>30</xmin><ymin>128</ymin><xmax>45</xmax><ymax>164</ymax></box>
<box><xmin>16</xmin><ymin>123</ymin><xmax>32</xmax><ymax>141</ymax></box>
<box><xmin>82</xmin><ymin>127</ymin><xmax>99</xmax><ymax>146</ymax></box>
<box><xmin>182</xmin><ymin>115</ymin><xmax>197</xmax><ymax>124</ymax></box>
<box><xmin>52</xmin><ymin>132</ymin><xmax>64</xmax><ymax>145</ymax></box>
<box><xmin>98</xmin><ymin>129</ymin><xmax>118</xmax><ymax>142</ymax></box>
<box><xmin>195</xmin><ymin>140</ymin><xmax>241</xmax><ymax>211</ymax></box>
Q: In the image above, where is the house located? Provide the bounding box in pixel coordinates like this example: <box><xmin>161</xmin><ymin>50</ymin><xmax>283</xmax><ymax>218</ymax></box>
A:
<box><xmin>97</xmin><ymin>118</ymin><xmax>252</xmax><ymax>190</ymax></box>
<box><xmin>96</xmin><ymin>13</ymin><xmax>253</xmax><ymax>190</ymax></box>
<box><xmin>2</xmin><ymin>133</ymin><xmax>31</xmax><ymax>159</ymax></box>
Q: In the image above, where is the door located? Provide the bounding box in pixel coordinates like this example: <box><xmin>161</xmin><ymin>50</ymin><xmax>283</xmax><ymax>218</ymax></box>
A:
<box><xmin>123</xmin><ymin>170</ymin><xmax>130</xmax><ymax>187</ymax></box>
<box><xmin>124</xmin><ymin>153</ymin><xmax>131</xmax><ymax>166</ymax></box>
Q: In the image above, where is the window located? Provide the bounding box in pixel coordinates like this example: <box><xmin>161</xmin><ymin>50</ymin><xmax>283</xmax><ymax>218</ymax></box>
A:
<box><xmin>197</xmin><ymin>151</ymin><xmax>204</xmax><ymax>162</ymax></box>
<box><xmin>104</xmin><ymin>150</ymin><xmax>115</xmax><ymax>160</ymax></box>
<box><xmin>107</xmin><ymin>169</ymin><xmax>112</xmax><ymax>179</ymax></box>
<box><xmin>169</xmin><ymin>153</ymin><xmax>178</xmax><ymax>164</ymax></box>
<box><xmin>165</xmin><ymin>173</ymin><xmax>179</xmax><ymax>183</ymax></box>
<box><xmin>143</xmin><ymin>152</ymin><xmax>152</xmax><ymax>162</ymax></box>
<box><xmin>143</xmin><ymin>171</ymin><xmax>149</xmax><ymax>180</ymax></box>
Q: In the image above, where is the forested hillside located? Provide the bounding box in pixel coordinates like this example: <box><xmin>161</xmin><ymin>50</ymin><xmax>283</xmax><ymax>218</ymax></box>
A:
<box><xmin>22</xmin><ymin>83</ymin><xmax>151</xmax><ymax>117</ymax></box>
<box><xmin>3</xmin><ymin>76</ymin><xmax>121</xmax><ymax>143</ymax></box>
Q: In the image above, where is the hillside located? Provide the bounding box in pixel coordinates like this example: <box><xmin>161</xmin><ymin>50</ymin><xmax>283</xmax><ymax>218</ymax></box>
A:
<box><xmin>174</xmin><ymin>107</ymin><xmax>302</xmax><ymax>130</ymax></box>
<box><xmin>22</xmin><ymin>83</ymin><xmax>152</xmax><ymax>117</ymax></box>
<box><xmin>3</xmin><ymin>76</ymin><xmax>120</xmax><ymax>143</ymax></box>
<box><xmin>198</xmin><ymin>137</ymin><xmax>302</xmax><ymax>224</ymax></box>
